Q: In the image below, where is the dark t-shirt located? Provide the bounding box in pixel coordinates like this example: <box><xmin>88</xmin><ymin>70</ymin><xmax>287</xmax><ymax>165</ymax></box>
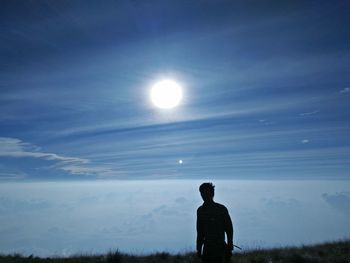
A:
<box><xmin>196</xmin><ymin>201</ymin><xmax>233</xmax><ymax>252</ymax></box>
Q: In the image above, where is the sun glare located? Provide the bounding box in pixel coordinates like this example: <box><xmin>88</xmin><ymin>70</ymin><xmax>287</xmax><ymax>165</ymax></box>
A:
<box><xmin>150</xmin><ymin>79</ymin><xmax>183</xmax><ymax>109</ymax></box>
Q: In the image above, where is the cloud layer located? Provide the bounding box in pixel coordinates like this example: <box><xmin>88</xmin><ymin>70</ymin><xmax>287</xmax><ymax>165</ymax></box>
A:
<box><xmin>0</xmin><ymin>180</ymin><xmax>349</xmax><ymax>256</ymax></box>
<box><xmin>322</xmin><ymin>192</ymin><xmax>350</xmax><ymax>212</ymax></box>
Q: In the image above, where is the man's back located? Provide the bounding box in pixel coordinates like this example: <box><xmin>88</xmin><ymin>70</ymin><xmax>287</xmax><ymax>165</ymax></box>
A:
<box><xmin>197</xmin><ymin>201</ymin><xmax>230</xmax><ymax>243</ymax></box>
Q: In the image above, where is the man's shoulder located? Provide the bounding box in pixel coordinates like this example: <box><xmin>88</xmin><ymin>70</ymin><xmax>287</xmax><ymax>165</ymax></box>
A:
<box><xmin>197</xmin><ymin>202</ymin><xmax>228</xmax><ymax>213</ymax></box>
<box><xmin>197</xmin><ymin>205</ymin><xmax>204</xmax><ymax>213</ymax></box>
<box><xmin>214</xmin><ymin>202</ymin><xmax>229</xmax><ymax>212</ymax></box>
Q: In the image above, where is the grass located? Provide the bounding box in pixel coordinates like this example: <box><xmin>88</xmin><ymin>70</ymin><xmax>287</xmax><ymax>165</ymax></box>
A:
<box><xmin>0</xmin><ymin>240</ymin><xmax>349</xmax><ymax>263</ymax></box>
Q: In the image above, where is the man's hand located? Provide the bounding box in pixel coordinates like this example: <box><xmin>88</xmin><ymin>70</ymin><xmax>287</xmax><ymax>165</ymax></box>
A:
<box><xmin>196</xmin><ymin>250</ymin><xmax>202</xmax><ymax>258</ymax></box>
<box><xmin>227</xmin><ymin>242</ymin><xmax>234</xmax><ymax>251</ymax></box>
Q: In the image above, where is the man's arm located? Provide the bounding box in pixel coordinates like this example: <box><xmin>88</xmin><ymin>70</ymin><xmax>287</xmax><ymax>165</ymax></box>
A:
<box><xmin>196</xmin><ymin>207</ymin><xmax>204</xmax><ymax>257</ymax></box>
<box><xmin>224</xmin><ymin>207</ymin><xmax>234</xmax><ymax>250</ymax></box>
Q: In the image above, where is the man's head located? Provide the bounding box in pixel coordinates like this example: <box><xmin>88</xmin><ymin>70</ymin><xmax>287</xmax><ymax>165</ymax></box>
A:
<box><xmin>199</xmin><ymin>182</ymin><xmax>215</xmax><ymax>202</ymax></box>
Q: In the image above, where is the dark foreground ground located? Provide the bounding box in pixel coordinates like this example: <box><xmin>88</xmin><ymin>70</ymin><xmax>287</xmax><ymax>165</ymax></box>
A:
<box><xmin>1</xmin><ymin>240</ymin><xmax>349</xmax><ymax>263</ymax></box>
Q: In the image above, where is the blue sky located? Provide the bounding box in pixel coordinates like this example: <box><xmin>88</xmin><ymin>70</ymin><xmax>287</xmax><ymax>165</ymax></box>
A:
<box><xmin>1</xmin><ymin>1</ymin><xmax>350</xmax><ymax>256</ymax></box>
<box><xmin>1</xmin><ymin>0</ymin><xmax>350</xmax><ymax>180</ymax></box>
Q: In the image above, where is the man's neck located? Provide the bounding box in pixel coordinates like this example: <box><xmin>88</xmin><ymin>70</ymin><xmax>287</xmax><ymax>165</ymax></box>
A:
<box><xmin>203</xmin><ymin>199</ymin><xmax>214</xmax><ymax>205</ymax></box>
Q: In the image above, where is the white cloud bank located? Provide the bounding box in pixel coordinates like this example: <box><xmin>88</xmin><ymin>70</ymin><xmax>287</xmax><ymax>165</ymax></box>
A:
<box><xmin>0</xmin><ymin>180</ymin><xmax>349</xmax><ymax>257</ymax></box>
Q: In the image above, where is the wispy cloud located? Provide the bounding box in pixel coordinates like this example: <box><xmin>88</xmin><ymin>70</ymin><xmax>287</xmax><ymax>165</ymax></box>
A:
<box><xmin>339</xmin><ymin>87</ymin><xmax>350</xmax><ymax>94</ymax></box>
<box><xmin>0</xmin><ymin>137</ymin><xmax>121</xmax><ymax>178</ymax></box>
<box><xmin>0</xmin><ymin>172</ymin><xmax>26</xmax><ymax>180</ymax></box>
<box><xmin>302</xmin><ymin>139</ymin><xmax>309</xmax><ymax>144</ymax></box>
<box><xmin>300</xmin><ymin>110</ymin><xmax>319</xmax><ymax>116</ymax></box>
<box><xmin>0</xmin><ymin>137</ymin><xmax>88</xmax><ymax>163</ymax></box>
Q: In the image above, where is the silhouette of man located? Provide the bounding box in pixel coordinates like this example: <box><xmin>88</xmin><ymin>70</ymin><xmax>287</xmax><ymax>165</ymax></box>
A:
<box><xmin>196</xmin><ymin>183</ymin><xmax>234</xmax><ymax>263</ymax></box>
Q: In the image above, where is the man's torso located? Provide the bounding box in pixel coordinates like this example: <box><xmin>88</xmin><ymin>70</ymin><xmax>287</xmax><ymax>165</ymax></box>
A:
<box><xmin>197</xmin><ymin>202</ymin><xmax>228</xmax><ymax>243</ymax></box>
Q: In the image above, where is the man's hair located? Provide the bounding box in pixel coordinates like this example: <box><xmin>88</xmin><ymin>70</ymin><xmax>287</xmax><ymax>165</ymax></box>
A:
<box><xmin>199</xmin><ymin>182</ymin><xmax>215</xmax><ymax>195</ymax></box>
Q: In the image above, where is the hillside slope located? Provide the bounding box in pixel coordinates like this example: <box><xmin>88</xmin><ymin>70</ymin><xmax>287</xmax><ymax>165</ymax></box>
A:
<box><xmin>0</xmin><ymin>240</ymin><xmax>349</xmax><ymax>263</ymax></box>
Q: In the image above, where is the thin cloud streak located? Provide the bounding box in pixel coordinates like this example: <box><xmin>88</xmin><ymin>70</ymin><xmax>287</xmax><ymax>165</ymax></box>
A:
<box><xmin>0</xmin><ymin>137</ymin><xmax>88</xmax><ymax>163</ymax></box>
<box><xmin>0</xmin><ymin>137</ymin><xmax>121</xmax><ymax>178</ymax></box>
<box><xmin>0</xmin><ymin>172</ymin><xmax>26</xmax><ymax>180</ymax></box>
<box><xmin>48</xmin><ymin>92</ymin><xmax>329</xmax><ymax>141</ymax></box>
<box><xmin>300</xmin><ymin>110</ymin><xmax>319</xmax><ymax>116</ymax></box>
<box><xmin>34</xmin><ymin>122</ymin><xmax>349</xmax><ymax>179</ymax></box>
<box><xmin>339</xmin><ymin>87</ymin><xmax>350</xmax><ymax>94</ymax></box>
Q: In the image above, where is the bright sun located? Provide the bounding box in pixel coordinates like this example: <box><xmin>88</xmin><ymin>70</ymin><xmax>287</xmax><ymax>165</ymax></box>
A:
<box><xmin>150</xmin><ymin>79</ymin><xmax>183</xmax><ymax>109</ymax></box>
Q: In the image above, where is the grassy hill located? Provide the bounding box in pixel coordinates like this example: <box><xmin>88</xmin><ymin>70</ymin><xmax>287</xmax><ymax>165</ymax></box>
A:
<box><xmin>0</xmin><ymin>240</ymin><xmax>349</xmax><ymax>263</ymax></box>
